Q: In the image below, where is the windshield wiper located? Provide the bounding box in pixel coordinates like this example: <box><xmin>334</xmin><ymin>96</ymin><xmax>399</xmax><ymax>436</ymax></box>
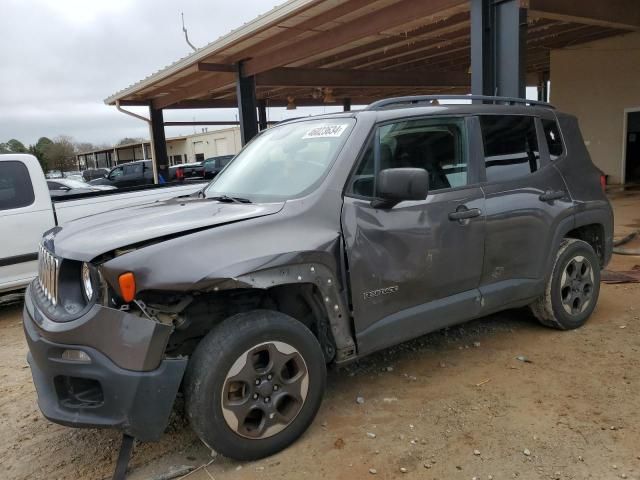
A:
<box><xmin>209</xmin><ymin>195</ymin><xmax>252</xmax><ymax>204</ymax></box>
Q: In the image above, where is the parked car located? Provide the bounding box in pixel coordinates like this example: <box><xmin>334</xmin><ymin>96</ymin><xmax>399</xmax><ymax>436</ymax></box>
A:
<box><xmin>89</xmin><ymin>160</ymin><xmax>153</xmax><ymax>188</ymax></box>
<box><xmin>82</xmin><ymin>168</ymin><xmax>110</xmax><ymax>182</ymax></box>
<box><xmin>22</xmin><ymin>96</ymin><xmax>613</xmax><ymax>463</ymax></box>
<box><xmin>168</xmin><ymin>164</ymin><xmax>186</xmax><ymax>182</ymax></box>
<box><xmin>180</xmin><ymin>161</ymin><xmax>206</xmax><ymax>179</ymax></box>
<box><xmin>47</xmin><ymin>178</ymin><xmax>116</xmax><ymax>198</ymax></box>
<box><xmin>0</xmin><ymin>154</ymin><xmax>204</xmax><ymax>294</ymax></box>
<box><xmin>45</xmin><ymin>170</ymin><xmax>63</xmax><ymax>179</ymax></box>
<box><xmin>203</xmin><ymin>154</ymin><xmax>234</xmax><ymax>179</ymax></box>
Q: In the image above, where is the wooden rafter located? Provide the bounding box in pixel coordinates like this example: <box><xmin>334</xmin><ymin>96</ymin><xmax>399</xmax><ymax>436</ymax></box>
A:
<box><xmin>242</xmin><ymin>0</ymin><xmax>468</xmax><ymax>76</ymax></box>
<box><xmin>530</xmin><ymin>0</ymin><xmax>640</xmax><ymax>30</ymax></box>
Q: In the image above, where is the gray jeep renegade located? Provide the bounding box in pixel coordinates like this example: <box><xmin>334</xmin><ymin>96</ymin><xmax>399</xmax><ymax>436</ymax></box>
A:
<box><xmin>23</xmin><ymin>96</ymin><xmax>613</xmax><ymax>461</ymax></box>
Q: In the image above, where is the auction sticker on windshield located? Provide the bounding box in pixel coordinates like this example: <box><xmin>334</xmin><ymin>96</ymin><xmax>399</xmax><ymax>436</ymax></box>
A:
<box><xmin>303</xmin><ymin>124</ymin><xmax>349</xmax><ymax>139</ymax></box>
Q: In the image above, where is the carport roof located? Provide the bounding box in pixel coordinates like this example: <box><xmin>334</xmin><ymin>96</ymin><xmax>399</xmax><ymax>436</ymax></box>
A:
<box><xmin>105</xmin><ymin>0</ymin><xmax>640</xmax><ymax>109</ymax></box>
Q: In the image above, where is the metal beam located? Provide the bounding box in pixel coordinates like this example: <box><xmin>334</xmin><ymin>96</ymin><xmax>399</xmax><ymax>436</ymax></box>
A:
<box><xmin>197</xmin><ymin>62</ymin><xmax>236</xmax><ymax>72</ymax></box>
<box><xmin>149</xmin><ymin>107</ymin><xmax>169</xmax><ymax>183</ymax></box>
<box><xmin>242</xmin><ymin>0</ymin><xmax>467</xmax><ymax>76</ymax></box>
<box><xmin>236</xmin><ymin>63</ymin><xmax>258</xmax><ymax>145</ymax></box>
<box><xmin>471</xmin><ymin>0</ymin><xmax>527</xmax><ymax>99</ymax></box>
<box><xmin>164</xmin><ymin>121</ymin><xmax>240</xmax><ymax>126</ymax></box>
<box><xmin>254</xmin><ymin>67</ymin><xmax>470</xmax><ymax>88</ymax></box>
<box><xmin>152</xmin><ymin>73</ymin><xmax>235</xmax><ymax>109</ymax></box>
<box><xmin>529</xmin><ymin>0</ymin><xmax>640</xmax><ymax>30</ymax></box>
<box><xmin>163</xmin><ymin>97</ymin><xmax>385</xmax><ymax>109</ymax></box>
<box><xmin>258</xmin><ymin>100</ymin><xmax>268</xmax><ymax>131</ymax></box>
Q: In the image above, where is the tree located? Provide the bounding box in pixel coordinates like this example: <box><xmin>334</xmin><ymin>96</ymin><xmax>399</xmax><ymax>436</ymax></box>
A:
<box><xmin>42</xmin><ymin>136</ymin><xmax>78</xmax><ymax>173</ymax></box>
<box><xmin>0</xmin><ymin>138</ymin><xmax>28</xmax><ymax>153</ymax></box>
<box><xmin>117</xmin><ymin>137</ymin><xmax>146</xmax><ymax>146</ymax></box>
<box><xmin>6</xmin><ymin>139</ymin><xmax>28</xmax><ymax>153</ymax></box>
<box><xmin>29</xmin><ymin>137</ymin><xmax>53</xmax><ymax>172</ymax></box>
<box><xmin>74</xmin><ymin>142</ymin><xmax>96</xmax><ymax>154</ymax></box>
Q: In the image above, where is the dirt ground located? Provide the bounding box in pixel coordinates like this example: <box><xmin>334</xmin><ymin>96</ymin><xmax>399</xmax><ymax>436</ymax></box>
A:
<box><xmin>1</xmin><ymin>192</ymin><xmax>640</xmax><ymax>480</ymax></box>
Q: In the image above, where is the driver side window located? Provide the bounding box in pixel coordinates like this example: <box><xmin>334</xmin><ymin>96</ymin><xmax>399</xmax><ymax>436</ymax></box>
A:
<box><xmin>347</xmin><ymin>118</ymin><xmax>468</xmax><ymax>198</ymax></box>
<box><xmin>109</xmin><ymin>166</ymin><xmax>124</xmax><ymax>179</ymax></box>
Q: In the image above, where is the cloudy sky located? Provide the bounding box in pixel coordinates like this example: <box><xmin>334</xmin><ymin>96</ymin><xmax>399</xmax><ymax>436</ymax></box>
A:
<box><xmin>0</xmin><ymin>0</ymin><xmax>343</xmax><ymax>146</ymax></box>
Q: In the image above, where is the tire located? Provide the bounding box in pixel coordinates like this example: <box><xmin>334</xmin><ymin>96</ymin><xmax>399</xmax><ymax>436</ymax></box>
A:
<box><xmin>530</xmin><ymin>238</ymin><xmax>601</xmax><ymax>330</ymax></box>
<box><xmin>183</xmin><ymin>310</ymin><xmax>326</xmax><ymax>460</ymax></box>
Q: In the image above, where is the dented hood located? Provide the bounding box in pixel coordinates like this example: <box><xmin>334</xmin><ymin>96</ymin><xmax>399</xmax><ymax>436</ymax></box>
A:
<box><xmin>52</xmin><ymin>197</ymin><xmax>285</xmax><ymax>261</ymax></box>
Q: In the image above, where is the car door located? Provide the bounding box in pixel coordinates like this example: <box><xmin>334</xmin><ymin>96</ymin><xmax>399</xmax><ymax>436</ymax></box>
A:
<box><xmin>476</xmin><ymin>114</ymin><xmax>572</xmax><ymax>312</ymax></box>
<box><xmin>107</xmin><ymin>166</ymin><xmax>125</xmax><ymax>187</ymax></box>
<box><xmin>342</xmin><ymin>116</ymin><xmax>486</xmax><ymax>355</ymax></box>
<box><xmin>0</xmin><ymin>161</ymin><xmax>55</xmax><ymax>292</ymax></box>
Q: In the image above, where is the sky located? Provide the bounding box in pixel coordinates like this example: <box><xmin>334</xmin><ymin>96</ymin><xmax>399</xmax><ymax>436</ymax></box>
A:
<box><xmin>1</xmin><ymin>1</ymin><xmax>539</xmax><ymax>148</ymax></box>
<box><xmin>0</xmin><ymin>0</ymin><xmax>344</xmax><ymax>146</ymax></box>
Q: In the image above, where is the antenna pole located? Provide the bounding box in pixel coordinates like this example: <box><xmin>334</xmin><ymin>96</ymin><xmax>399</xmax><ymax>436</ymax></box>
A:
<box><xmin>181</xmin><ymin>12</ymin><xmax>197</xmax><ymax>51</ymax></box>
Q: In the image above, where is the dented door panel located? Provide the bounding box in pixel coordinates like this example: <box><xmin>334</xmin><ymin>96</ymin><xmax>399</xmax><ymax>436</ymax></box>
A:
<box><xmin>342</xmin><ymin>186</ymin><xmax>485</xmax><ymax>343</ymax></box>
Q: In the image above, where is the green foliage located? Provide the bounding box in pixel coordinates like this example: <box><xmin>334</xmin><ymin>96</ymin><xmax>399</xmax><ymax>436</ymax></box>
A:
<box><xmin>29</xmin><ymin>137</ymin><xmax>53</xmax><ymax>171</ymax></box>
<box><xmin>117</xmin><ymin>137</ymin><xmax>146</xmax><ymax>146</ymax></box>
<box><xmin>42</xmin><ymin>136</ymin><xmax>78</xmax><ymax>173</ymax></box>
<box><xmin>0</xmin><ymin>138</ymin><xmax>28</xmax><ymax>154</ymax></box>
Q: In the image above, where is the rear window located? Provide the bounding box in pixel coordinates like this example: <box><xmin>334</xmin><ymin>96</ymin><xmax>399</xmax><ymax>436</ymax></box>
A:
<box><xmin>480</xmin><ymin>115</ymin><xmax>540</xmax><ymax>183</ymax></box>
<box><xmin>0</xmin><ymin>161</ymin><xmax>35</xmax><ymax>210</ymax></box>
<box><xmin>542</xmin><ymin>119</ymin><xmax>564</xmax><ymax>160</ymax></box>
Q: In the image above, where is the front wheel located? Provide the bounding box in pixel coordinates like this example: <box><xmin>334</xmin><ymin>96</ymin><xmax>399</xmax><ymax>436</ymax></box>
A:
<box><xmin>184</xmin><ymin>310</ymin><xmax>326</xmax><ymax>460</ymax></box>
<box><xmin>530</xmin><ymin>238</ymin><xmax>601</xmax><ymax>330</ymax></box>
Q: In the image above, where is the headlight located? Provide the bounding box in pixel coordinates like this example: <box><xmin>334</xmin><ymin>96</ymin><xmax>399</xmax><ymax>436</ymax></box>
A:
<box><xmin>81</xmin><ymin>262</ymin><xmax>94</xmax><ymax>300</ymax></box>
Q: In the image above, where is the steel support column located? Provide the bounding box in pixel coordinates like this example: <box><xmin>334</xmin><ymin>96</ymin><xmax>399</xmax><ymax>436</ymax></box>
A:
<box><xmin>149</xmin><ymin>106</ymin><xmax>169</xmax><ymax>183</ymax></box>
<box><xmin>258</xmin><ymin>99</ymin><xmax>268</xmax><ymax>131</ymax></box>
<box><xmin>471</xmin><ymin>0</ymin><xmax>527</xmax><ymax>99</ymax></box>
<box><xmin>236</xmin><ymin>63</ymin><xmax>259</xmax><ymax>144</ymax></box>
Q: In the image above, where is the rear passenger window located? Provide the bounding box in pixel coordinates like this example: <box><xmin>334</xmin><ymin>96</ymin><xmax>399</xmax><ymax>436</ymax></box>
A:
<box><xmin>480</xmin><ymin>116</ymin><xmax>539</xmax><ymax>182</ymax></box>
<box><xmin>0</xmin><ymin>161</ymin><xmax>35</xmax><ymax>210</ymax></box>
<box><xmin>542</xmin><ymin>119</ymin><xmax>564</xmax><ymax>160</ymax></box>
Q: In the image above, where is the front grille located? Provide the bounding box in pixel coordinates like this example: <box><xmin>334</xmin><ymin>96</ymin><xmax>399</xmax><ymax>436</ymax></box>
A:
<box><xmin>38</xmin><ymin>244</ymin><xmax>60</xmax><ymax>306</ymax></box>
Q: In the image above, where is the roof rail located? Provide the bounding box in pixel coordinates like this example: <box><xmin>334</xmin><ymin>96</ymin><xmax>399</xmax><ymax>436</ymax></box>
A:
<box><xmin>365</xmin><ymin>95</ymin><xmax>555</xmax><ymax>111</ymax></box>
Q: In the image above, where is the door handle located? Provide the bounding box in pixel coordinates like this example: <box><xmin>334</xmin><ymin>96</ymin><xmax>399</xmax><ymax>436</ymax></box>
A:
<box><xmin>539</xmin><ymin>190</ymin><xmax>565</xmax><ymax>202</ymax></box>
<box><xmin>448</xmin><ymin>207</ymin><xmax>482</xmax><ymax>221</ymax></box>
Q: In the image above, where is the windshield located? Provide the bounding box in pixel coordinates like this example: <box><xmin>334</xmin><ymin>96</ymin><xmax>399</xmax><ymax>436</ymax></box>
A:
<box><xmin>205</xmin><ymin>118</ymin><xmax>355</xmax><ymax>202</ymax></box>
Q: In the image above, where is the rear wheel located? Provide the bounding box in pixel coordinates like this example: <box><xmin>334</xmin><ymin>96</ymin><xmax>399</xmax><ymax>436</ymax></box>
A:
<box><xmin>531</xmin><ymin>238</ymin><xmax>600</xmax><ymax>330</ymax></box>
<box><xmin>184</xmin><ymin>310</ymin><xmax>326</xmax><ymax>460</ymax></box>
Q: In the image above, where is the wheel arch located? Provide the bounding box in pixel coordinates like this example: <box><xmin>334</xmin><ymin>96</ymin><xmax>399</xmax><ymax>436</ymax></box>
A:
<box><xmin>156</xmin><ymin>263</ymin><xmax>355</xmax><ymax>364</ymax></box>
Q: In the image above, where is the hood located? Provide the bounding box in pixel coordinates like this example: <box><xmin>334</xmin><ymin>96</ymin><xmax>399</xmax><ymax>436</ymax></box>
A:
<box><xmin>52</xmin><ymin>197</ymin><xmax>285</xmax><ymax>261</ymax></box>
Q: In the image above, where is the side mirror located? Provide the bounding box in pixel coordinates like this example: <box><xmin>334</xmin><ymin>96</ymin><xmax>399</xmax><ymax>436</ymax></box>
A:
<box><xmin>60</xmin><ymin>186</ymin><xmax>71</xmax><ymax>191</ymax></box>
<box><xmin>371</xmin><ymin>168</ymin><xmax>429</xmax><ymax>209</ymax></box>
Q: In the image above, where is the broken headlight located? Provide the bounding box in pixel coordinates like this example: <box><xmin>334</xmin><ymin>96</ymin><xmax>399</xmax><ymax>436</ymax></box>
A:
<box><xmin>81</xmin><ymin>262</ymin><xmax>94</xmax><ymax>301</ymax></box>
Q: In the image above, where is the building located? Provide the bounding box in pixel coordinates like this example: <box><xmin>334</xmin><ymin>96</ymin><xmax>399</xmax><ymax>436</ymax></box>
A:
<box><xmin>76</xmin><ymin>127</ymin><xmax>241</xmax><ymax>170</ymax></box>
<box><xmin>102</xmin><ymin>0</ymin><xmax>640</xmax><ymax>185</ymax></box>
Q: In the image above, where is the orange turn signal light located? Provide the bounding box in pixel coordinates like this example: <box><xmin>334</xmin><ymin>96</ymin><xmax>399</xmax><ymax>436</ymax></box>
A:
<box><xmin>118</xmin><ymin>272</ymin><xmax>136</xmax><ymax>303</ymax></box>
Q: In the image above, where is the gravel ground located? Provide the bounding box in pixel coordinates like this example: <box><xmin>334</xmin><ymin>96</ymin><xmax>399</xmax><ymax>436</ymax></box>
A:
<box><xmin>1</xmin><ymin>191</ymin><xmax>639</xmax><ymax>480</ymax></box>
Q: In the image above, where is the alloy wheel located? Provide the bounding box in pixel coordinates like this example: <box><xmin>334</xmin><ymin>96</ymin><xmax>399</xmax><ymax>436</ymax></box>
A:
<box><xmin>221</xmin><ymin>341</ymin><xmax>309</xmax><ymax>439</ymax></box>
<box><xmin>560</xmin><ymin>255</ymin><xmax>594</xmax><ymax>315</ymax></box>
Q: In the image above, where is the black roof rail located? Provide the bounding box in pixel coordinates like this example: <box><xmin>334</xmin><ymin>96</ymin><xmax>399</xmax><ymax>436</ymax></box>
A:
<box><xmin>365</xmin><ymin>95</ymin><xmax>555</xmax><ymax>111</ymax></box>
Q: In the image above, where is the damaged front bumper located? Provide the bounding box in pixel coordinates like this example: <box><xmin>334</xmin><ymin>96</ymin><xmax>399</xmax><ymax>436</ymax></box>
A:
<box><xmin>23</xmin><ymin>283</ymin><xmax>187</xmax><ymax>441</ymax></box>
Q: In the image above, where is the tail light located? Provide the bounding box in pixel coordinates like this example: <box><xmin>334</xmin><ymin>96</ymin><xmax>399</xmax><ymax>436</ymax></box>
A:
<box><xmin>600</xmin><ymin>174</ymin><xmax>606</xmax><ymax>193</ymax></box>
<box><xmin>177</xmin><ymin>167</ymin><xmax>184</xmax><ymax>181</ymax></box>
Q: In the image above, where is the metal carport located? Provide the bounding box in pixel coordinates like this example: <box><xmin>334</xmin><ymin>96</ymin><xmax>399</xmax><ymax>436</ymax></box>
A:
<box><xmin>104</xmin><ymin>0</ymin><xmax>640</xmax><ymax>183</ymax></box>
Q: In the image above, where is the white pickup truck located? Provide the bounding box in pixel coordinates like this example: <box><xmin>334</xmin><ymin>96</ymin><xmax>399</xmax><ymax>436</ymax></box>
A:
<box><xmin>0</xmin><ymin>154</ymin><xmax>204</xmax><ymax>294</ymax></box>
